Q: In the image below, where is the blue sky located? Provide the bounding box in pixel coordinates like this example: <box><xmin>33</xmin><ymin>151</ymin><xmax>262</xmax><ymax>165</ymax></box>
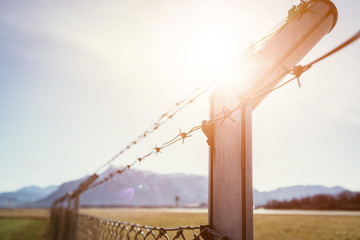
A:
<box><xmin>0</xmin><ymin>0</ymin><xmax>359</xmax><ymax>192</ymax></box>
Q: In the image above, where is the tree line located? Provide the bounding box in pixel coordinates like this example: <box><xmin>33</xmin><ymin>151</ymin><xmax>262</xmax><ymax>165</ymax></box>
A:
<box><xmin>263</xmin><ymin>191</ymin><xmax>360</xmax><ymax>210</ymax></box>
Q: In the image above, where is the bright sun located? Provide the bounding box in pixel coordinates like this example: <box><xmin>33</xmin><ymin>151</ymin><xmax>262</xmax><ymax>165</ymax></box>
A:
<box><xmin>185</xmin><ymin>26</ymin><xmax>238</xmax><ymax>78</ymax></box>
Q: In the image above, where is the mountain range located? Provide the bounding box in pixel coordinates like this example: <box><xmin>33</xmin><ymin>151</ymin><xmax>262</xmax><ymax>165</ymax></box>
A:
<box><xmin>0</xmin><ymin>185</ymin><xmax>58</xmax><ymax>207</ymax></box>
<box><xmin>0</xmin><ymin>166</ymin><xmax>350</xmax><ymax>208</ymax></box>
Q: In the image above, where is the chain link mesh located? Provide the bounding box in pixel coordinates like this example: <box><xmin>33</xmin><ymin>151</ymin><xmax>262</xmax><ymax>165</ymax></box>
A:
<box><xmin>50</xmin><ymin>207</ymin><xmax>228</xmax><ymax>240</ymax></box>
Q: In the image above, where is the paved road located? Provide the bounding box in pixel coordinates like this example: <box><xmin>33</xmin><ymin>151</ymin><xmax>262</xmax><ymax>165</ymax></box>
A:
<box><xmin>118</xmin><ymin>208</ymin><xmax>360</xmax><ymax>216</ymax></box>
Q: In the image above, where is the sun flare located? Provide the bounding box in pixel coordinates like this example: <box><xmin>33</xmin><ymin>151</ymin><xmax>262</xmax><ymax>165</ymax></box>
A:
<box><xmin>185</xmin><ymin>26</ymin><xmax>237</xmax><ymax>78</ymax></box>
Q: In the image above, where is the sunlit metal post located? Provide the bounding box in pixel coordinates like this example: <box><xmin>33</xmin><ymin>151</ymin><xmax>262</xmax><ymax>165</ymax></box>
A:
<box><xmin>206</xmin><ymin>0</ymin><xmax>338</xmax><ymax>239</ymax></box>
<box><xmin>206</xmin><ymin>87</ymin><xmax>253</xmax><ymax>240</ymax></box>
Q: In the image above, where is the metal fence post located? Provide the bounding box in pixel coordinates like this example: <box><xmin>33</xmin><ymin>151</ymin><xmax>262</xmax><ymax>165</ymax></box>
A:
<box><xmin>56</xmin><ymin>200</ymin><xmax>67</xmax><ymax>240</ymax></box>
<box><xmin>72</xmin><ymin>194</ymin><xmax>80</xmax><ymax>240</ymax></box>
<box><xmin>204</xmin><ymin>1</ymin><xmax>338</xmax><ymax>239</ymax></box>
<box><xmin>206</xmin><ymin>87</ymin><xmax>253</xmax><ymax>240</ymax></box>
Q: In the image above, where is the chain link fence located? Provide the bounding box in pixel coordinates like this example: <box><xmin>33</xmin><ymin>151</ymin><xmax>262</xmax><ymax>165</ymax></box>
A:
<box><xmin>50</xmin><ymin>206</ymin><xmax>228</xmax><ymax>240</ymax></box>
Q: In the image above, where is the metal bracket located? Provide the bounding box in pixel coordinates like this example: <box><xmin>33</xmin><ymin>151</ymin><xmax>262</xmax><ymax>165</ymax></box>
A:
<box><xmin>200</xmin><ymin>226</ymin><xmax>229</xmax><ymax>240</ymax></box>
<box><xmin>202</xmin><ymin>120</ymin><xmax>214</xmax><ymax>146</ymax></box>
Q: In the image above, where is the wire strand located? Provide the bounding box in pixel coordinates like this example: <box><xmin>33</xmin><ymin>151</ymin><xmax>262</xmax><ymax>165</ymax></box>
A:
<box><xmin>304</xmin><ymin>30</ymin><xmax>360</xmax><ymax>69</ymax></box>
<box><xmin>94</xmin><ymin>79</ymin><xmax>218</xmax><ymax>173</ymax></box>
<box><xmin>87</xmin><ymin>30</ymin><xmax>360</xmax><ymax>191</ymax></box>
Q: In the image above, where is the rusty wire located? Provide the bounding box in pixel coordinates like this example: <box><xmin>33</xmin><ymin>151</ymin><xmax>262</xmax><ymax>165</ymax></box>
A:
<box><xmin>88</xmin><ymin>30</ymin><xmax>360</xmax><ymax>190</ymax></box>
<box><xmin>90</xmin><ymin>124</ymin><xmax>203</xmax><ymax>189</ymax></box>
<box><xmin>50</xmin><ymin>17</ymin><xmax>359</xmax><ymax>240</ymax></box>
<box><xmin>49</xmin><ymin>8</ymin><xmax>359</xmax><ymax>240</ymax></box>
<box><xmin>94</xmin><ymin>79</ymin><xmax>218</xmax><ymax>174</ymax></box>
<box><xmin>73</xmin><ymin>1</ymin><xmax>334</xmax><ymax>191</ymax></box>
<box><xmin>252</xmin><ymin>0</ymin><xmax>322</xmax><ymax>51</ymax></box>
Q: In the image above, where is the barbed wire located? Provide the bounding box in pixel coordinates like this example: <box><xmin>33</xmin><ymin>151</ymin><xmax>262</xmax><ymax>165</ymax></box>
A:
<box><xmin>89</xmin><ymin>16</ymin><xmax>297</xmax><ymax>186</ymax></box>
<box><xmin>252</xmin><ymin>0</ymin><xmax>325</xmax><ymax>52</ymax></box>
<box><xmin>87</xmin><ymin>30</ymin><xmax>360</xmax><ymax>191</ymax></box>
<box><xmin>92</xmin><ymin>13</ymin><xmax>287</xmax><ymax>175</ymax></box>
<box><xmin>89</xmin><ymin>0</ymin><xmax>315</xmax><ymax>177</ymax></box>
<box><xmin>94</xmin><ymin>79</ymin><xmax>218</xmax><ymax>173</ymax></box>
<box><xmin>53</xmin><ymin>0</ymin><xmax>359</xmax><ymax>201</ymax></box>
<box><xmin>90</xmin><ymin>124</ymin><xmax>203</xmax><ymax>189</ymax></box>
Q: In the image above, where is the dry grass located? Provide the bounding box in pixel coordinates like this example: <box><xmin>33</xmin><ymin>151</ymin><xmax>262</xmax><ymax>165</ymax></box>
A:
<box><xmin>254</xmin><ymin>214</ymin><xmax>360</xmax><ymax>240</ymax></box>
<box><xmin>0</xmin><ymin>208</ymin><xmax>49</xmax><ymax>218</ymax></box>
<box><xmin>81</xmin><ymin>208</ymin><xmax>360</xmax><ymax>240</ymax></box>
<box><xmin>80</xmin><ymin>208</ymin><xmax>207</xmax><ymax>227</ymax></box>
<box><xmin>80</xmin><ymin>208</ymin><xmax>208</xmax><ymax>239</ymax></box>
<box><xmin>1</xmin><ymin>208</ymin><xmax>360</xmax><ymax>240</ymax></box>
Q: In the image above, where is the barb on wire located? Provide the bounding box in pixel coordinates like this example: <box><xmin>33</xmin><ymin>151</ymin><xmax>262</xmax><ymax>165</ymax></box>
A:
<box><xmin>220</xmin><ymin>107</ymin><xmax>236</xmax><ymax>125</ymax></box>
<box><xmin>154</xmin><ymin>146</ymin><xmax>162</xmax><ymax>155</ymax></box>
<box><xmin>179</xmin><ymin>129</ymin><xmax>192</xmax><ymax>144</ymax></box>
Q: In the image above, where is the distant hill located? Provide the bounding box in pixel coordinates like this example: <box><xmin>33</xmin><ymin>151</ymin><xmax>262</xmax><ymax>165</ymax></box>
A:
<box><xmin>263</xmin><ymin>191</ymin><xmax>360</xmax><ymax>210</ymax></box>
<box><xmin>253</xmin><ymin>185</ymin><xmax>347</xmax><ymax>206</ymax></box>
<box><xmin>0</xmin><ymin>185</ymin><xmax>58</xmax><ymax>207</ymax></box>
<box><xmin>28</xmin><ymin>166</ymin><xmax>208</xmax><ymax>208</ymax></box>
<box><xmin>1</xmin><ymin>167</ymin><xmax>351</xmax><ymax>208</ymax></box>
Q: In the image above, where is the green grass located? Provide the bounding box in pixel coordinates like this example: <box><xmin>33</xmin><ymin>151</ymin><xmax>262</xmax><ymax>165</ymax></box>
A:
<box><xmin>0</xmin><ymin>218</ymin><xmax>49</xmax><ymax>240</ymax></box>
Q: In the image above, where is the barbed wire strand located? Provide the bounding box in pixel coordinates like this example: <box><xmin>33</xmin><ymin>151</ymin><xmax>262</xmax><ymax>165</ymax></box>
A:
<box><xmin>241</xmin><ymin>30</ymin><xmax>360</xmax><ymax>108</ymax></box>
<box><xmin>304</xmin><ymin>30</ymin><xmax>360</xmax><ymax>69</ymax></box>
<box><xmin>87</xmin><ymin>30</ymin><xmax>360</xmax><ymax>191</ymax></box>
<box><xmin>91</xmin><ymin>2</ymin><xmax>312</xmax><ymax>175</ymax></box>
<box><xmin>254</xmin><ymin>0</ymin><xmax>318</xmax><ymax>50</ymax></box>
<box><xmin>94</xmin><ymin>79</ymin><xmax>218</xmax><ymax>173</ymax></box>
<box><xmin>54</xmin><ymin>0</ymin><xmax>359</xmax><ymax>198</ymax></box>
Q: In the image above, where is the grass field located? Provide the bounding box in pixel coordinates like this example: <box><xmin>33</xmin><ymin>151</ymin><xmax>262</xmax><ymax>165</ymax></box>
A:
<box><xmin>81</xmin><ymin>208</ymin><xmax>208</xmax><ymax>227</ymax></box>
<box><xmin>80</xmin><ymin>208</ymin><xmax>360</xmax><ymax>240</ymax></box>
<box><xmin>0</xmin><ymin>218</ymin><xmax>48</xmax><ymax>240</ymax></box>
<box><xmin>254</xmin><ymin>214</ymin><xmax>360</xmax><ymax>240</ymax></box>
<box><xmin>0</xmin><ymin>208</ymin><xmax>49</xmax><ymax>218</ymax></box>
<box><xmin>1</xmin><ymin>208</ymin><xmax>360</xmax><ymax>240</ymax></box>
